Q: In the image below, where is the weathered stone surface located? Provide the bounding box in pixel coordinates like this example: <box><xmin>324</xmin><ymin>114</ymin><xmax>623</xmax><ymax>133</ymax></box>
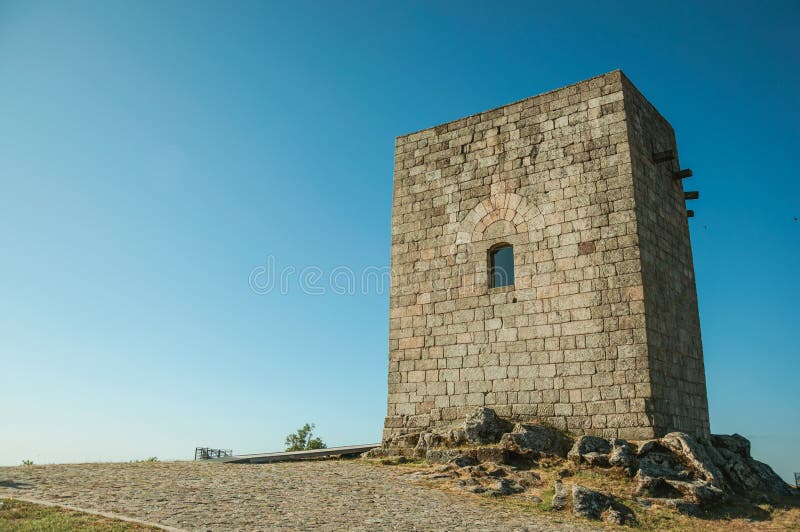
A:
<box><xmin>425</xmin><ymin>448</ymin><xmax>471</xmax><ymax>464</ymax></box>
<box><xmin>551</xmin><ymin>480</ymin><xmax>571</xmax><ymax>510</ymax></box>
<box><xmin>740</xmin><ymin>458</ymin><xmax>793</xmax><ymax>497</ymax></box>
<box><xmin>637</xmin><ymin>442</ymin><xmax>692</xmax><ymax>481</ymax></box>
<box><xmin>582</xmin><ymin>452</ymin><xmax>610</xmax><ymax>467</ymax></box>
<box><xmin>636</xmin><ymin>440</ymin><xmax>658</xmax><ymax>457</ymax></box>
<box><xmin>475</xmin><ymin>446</ymin><xmax>510</xmax><ymax>464</ymax></box>
<box><xmin>415</xmin><ymin>427</ymin><xmax>468</xmax><ymax>450</ymax></box>
<box><xmin>571</xmin><ymin>484</ymin><xmax>609</xmax><ymax>519</ymax></box>
<box><xmin>568</xmin><ymin>435</ymin><xmax>611</xmax><ymax>464</ymax></box>
<box><xmin>660</xmin><ymin>432</ymin><xmax>726</xmax><ymax>489</ymax></box>
<box><xmin>634</xmin><ymin>473</ymin><xmax>684</xmax><ymax>499</ymax></box>
<box><xmin>383</xmin><ymin>432</ymin><xmax>421</xmax><ymax>449</ymax></box>
<box><xmin>665</xmin><ymin>479</ymin><xmax>726</xmax><ymax>504</ymax></box>
<box><xmin>632</xmin><ymin>431</ymin><xmax>794</xmax><ymax>505</ymax></box>
<box><xmin>415</xmin><ymin>460</ymin><xmax>528</xmax><ymax>498</ymax></box>
<box><xmin>608</xmin><ymin>438</ymin><xmax>636</xmax><ymax>473</ymax></box>
<box><xmin>634</xmin><ymin>434</ymin><xmax>728</xmax><ymax>505</ymax></box>
<box><xmin>487</xmin><ymin>478</ymin><xmax>526</xmax><ymax>497</ymax></box>
<box><xmin>706</xmin><ymin>434</ymin><xmax>792</xmax><ymax>497</ymax></box>
<box><xmin>452</xmin><ymin>455</ymin><xmax>478</xmax><ymax>468</ymax></box>
<box><xmin>363</xmin><ymin>446</ymin><xmax>421</xmax><ymax>460</ymax></box>
<box><xmin>463</xmin><ymin>407</ymin><xmax>513</xmax><ymax>444</ymax></box>
<box><xmin>500</xmin><ymin>423</ymin><xmax>573</xmax><ymax>457</ymax></box>
<box><xmin>571</xmin><ymin>484</ymin><xmax>636</xmax><ymax>524</ymax></box>
<box><xmin>658</xmin><ymin>498</ymin><xmax>702</xmax><ymax>516</ymax></box>
<box><xmin>711</xmin><ymin>434</ymin><xmax>750</xmax><ymax>456</ymax></box>
<box><xmin>602</xmin><ymin>506</ymin><xmax>635</xmax><ymax>526</ymax></box>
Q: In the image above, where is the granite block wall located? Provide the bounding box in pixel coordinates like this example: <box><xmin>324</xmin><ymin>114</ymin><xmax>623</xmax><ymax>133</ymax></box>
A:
<box><xmin>621</xmin><ymin>76</ymin><xmax>710</xmax><ymax>436</ymax></box>
<box><xmin>384</xmin><ymin>70</ymin><xmax>709</xmax><ymax>441</ymax></box>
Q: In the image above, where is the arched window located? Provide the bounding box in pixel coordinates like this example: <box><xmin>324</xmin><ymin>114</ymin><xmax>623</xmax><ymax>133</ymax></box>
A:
<box><xmin>489</xmin><ymin>244</ymin><xmax>515</xmax><ymax>288</ymax></box>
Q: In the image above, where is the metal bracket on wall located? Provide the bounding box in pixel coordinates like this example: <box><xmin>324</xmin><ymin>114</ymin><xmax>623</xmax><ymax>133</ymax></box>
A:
<box><xmin>652</xmin><ymin>149</ymin><xmax>675</xmax><ymax>163</ymax></box>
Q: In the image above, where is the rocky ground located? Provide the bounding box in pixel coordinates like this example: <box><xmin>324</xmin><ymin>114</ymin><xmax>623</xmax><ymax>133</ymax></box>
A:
<box><xmin>2</xmin><ymin>408</ymin><xmax>798</xmax><ymax>531</ymax></box>
<box><xmin>367</xmin><ymin>407</ymin><xmax>800</xmax><ymax>529</ymax></box>
<box><xmin>0</xmin><ymin>459</ymin><xmax>593</xmax><ymax>531</ymax></box>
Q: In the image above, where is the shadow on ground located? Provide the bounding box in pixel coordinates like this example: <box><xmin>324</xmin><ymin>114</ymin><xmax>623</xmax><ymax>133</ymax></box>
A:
<box><xmin>0</xmin><ymin>480</ymin><xmax>32</xmax><ymax>489</ymax></box>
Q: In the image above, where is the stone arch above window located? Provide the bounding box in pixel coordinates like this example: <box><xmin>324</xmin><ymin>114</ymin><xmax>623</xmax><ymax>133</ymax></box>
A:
<box><xmin>455</xmin><ymin>192</ymin><xmax>544</xmax><ymax>245</ymax></box>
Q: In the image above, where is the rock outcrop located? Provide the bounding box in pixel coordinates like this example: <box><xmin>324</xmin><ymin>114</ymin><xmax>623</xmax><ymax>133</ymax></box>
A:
<box><xmin>608</xmin><ymin>438</ymin><xmax>636</xmax><ymax>473</ymax></box>
<box><xmin>499</xmin><ymin>423</ymin><xmax>573</xmax><ymax>458</ymax></box>
<box><xmin>551</xmin><ymin>480</ymin><xmax>571</xmax><ymax>510</ymax></box>
<box><xmin>572</xmin><ymin>484</ymin><xmax>637</xmax><ymax>525</ymax></box>
<box><xmin>368</xmin><ymin>407</ymin><xmax>794</xmax><ymax>525</ymax></box>
<box><xmin>463</xmin><ymin>407</ymin><xmax>513</xmax><ymax>444</ymax></box>
<box><xmin>708</xmin><ymin>433</ymin><xmax>793</xmax><ymax>497</ymax></box>
<box><xmin>568</xmin><ymin>435</ymin><xmax>612</xmax><ymax>466</ymax></box>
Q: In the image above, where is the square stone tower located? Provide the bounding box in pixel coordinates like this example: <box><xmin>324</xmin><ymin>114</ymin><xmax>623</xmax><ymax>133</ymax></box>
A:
<box><xmin>384</xmin><ymin>70</ymin><xmax>710</xmax><ymax>442</ymax></box>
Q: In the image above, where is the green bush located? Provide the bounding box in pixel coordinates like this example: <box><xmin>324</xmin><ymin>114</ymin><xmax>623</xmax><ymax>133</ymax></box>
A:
<box><xmin>285</xmin><ymin>423</ymin><xmax>327</xmax><ymax>452</ymax></box>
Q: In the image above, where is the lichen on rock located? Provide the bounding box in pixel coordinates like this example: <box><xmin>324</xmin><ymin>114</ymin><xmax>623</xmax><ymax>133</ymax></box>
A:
<box><xmin>373</xmin><ymin>407</ymin><xmax>795</xmax><ymax>526</ymax></box>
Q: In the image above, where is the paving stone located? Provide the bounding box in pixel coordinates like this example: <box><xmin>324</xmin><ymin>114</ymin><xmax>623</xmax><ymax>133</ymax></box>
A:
<box><xmin>0</xmin><ymin>460</ymin><xmax>597</xmax><ymax>531</ymax></box>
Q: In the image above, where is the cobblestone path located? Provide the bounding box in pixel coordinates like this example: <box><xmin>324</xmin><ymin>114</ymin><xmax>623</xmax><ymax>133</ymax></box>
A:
<box><xmin>0</xmin><ymin>460</ymin><xmax>595</xmax><ymax>531</ymax></box>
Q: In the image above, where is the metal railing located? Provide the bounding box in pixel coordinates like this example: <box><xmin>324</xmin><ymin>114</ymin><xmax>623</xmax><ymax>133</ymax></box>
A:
<box><xmin>195</xmin><ymin>447</ymin><xmax>232</xmax><ymax>460</ymax></box>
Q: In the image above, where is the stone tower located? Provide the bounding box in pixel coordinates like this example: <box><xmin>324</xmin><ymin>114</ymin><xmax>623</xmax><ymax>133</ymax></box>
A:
<box><xmin>384</xmin><ymin>70</ymin><xmax>709</xmax><ymax>442</ymax></box>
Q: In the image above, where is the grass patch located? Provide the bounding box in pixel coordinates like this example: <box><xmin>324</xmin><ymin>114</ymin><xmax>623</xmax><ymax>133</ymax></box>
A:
<box><xmin>537</xmin><ymin>487</ymin><xmax>555</xmax><ymax>511</ymax></box>
<box><xmin>0</xmin><ymin>498</ymin><xmax>159</xmax><ymax>531</ymax></box>
<box><xmin>360</xmin><ymin>456</ymin><xmax>430</xmax><ymax>468</ymax></box>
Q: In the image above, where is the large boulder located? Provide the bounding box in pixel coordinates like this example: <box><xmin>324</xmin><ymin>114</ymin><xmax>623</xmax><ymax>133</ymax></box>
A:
<box><xmin>711</xmin><ymin>434</ymin><xmax>750</xmax><ymax>456</ymax></box>
<box><xmin>637</xmin><ymin>441</ymin><xmax>694</xmax><ymax>481</ymax></box>
<box><xmin>634</xmin><ymin>473</ymin><xmax>685</xmax><ymax>499</ymax></box>
<box><xmin>383</xmin><ymin>432</ymin><xmax>421</xmax><ymax>449</ymax></box>
<box><xmin>631</xmin><ymin>431</ymin><xmax>793</xmax><ymax>505</ymax></box>
<box><xmin>571</xmin><ymin>484</ymin><xmax>636</xmax><ymax>525</ymax></box>
<box><xmin>499</xmin><ymin>423</ymin><xmax>573</xmax><ymax>457</ymax></box>
<box><xmin>463</xmin><ymin>407</ymin><xmax>513</xmax><ymax>444</ymax></box>
<box><xmin>665</xmin><ymin>479</ymin><xmax>727</xmax><ymax>505</ymax></box>
<box><xmin>415</xmin><ymin>427</ymin><xmax>467</xmax><ymax>451</ymax></box>
<box><xmin>706</xmin><ymin>433</ymin><xmax>792</xmax><ymax>497</ymax></box>
<box><xmin>635</xmin><ymin>433</ymin><xmax>728</xmax><ymax>505</ymax></box>
<box><xmin>660</xmin><ymin>432</ymin><xmax>727</xmax><ymax>490</ymax></box>
<box><xmin>551</xmin><ymin>480</ymin><xmax>571</xmax><ymax>510</ymax></box>
<box><xmin>364</xmin><ymin>432</ymin><xmax>423</xmax><ymax>459</ymax></box>
<box><xmin>572</xmin><ymin>484</ymin><xmax>611</xmax><ymax>519</ymax></box>
<box><xmin>608</xmin><ymin>438</ymin><xmax>637</xmax><ymax>474</ymax></box>
<box><xmin>568</xmin><ymin>435</ymin><xmax>611</xmax><ymax>465</ymax></box>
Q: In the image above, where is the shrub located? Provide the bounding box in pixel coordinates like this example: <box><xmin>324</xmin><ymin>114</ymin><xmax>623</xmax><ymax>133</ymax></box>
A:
<box><xmin>285</xmin><ymin>423</ymin><xmax>327</xmax><ymax>452</ymax></box>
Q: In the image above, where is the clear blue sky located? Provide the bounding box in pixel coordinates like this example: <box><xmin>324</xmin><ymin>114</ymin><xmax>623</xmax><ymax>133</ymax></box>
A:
<box><xmin>1</xmin><ymin>1</ymin><xmax>797</xmax><ymax>481</ymax></box>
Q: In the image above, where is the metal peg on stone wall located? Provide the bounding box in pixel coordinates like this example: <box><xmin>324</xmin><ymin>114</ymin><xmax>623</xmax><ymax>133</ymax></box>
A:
<box><xmin>652</xmin><ymin>149</ymin><xmax>675</xmax><ymax>163</ymax></box>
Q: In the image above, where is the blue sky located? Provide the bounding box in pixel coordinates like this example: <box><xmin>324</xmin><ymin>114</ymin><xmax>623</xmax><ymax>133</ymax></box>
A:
<box><xmin>1</xmin><ymin>1</ymin><xmax>797</xmax><ymax>481</ymax></box>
